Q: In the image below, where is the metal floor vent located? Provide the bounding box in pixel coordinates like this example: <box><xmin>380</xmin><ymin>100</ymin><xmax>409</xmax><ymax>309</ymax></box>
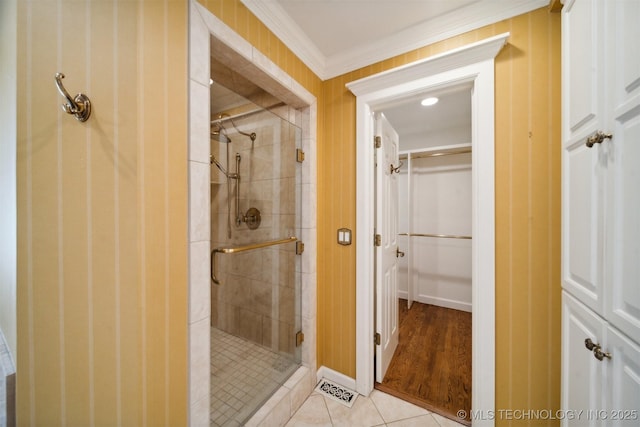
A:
<box><xmin>314</xmin><ymin>379</ymin><xmax>358</xmax><ymax>408</ymax></box>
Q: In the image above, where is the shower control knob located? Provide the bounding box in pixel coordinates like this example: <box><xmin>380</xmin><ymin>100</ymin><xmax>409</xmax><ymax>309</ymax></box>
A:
<box><xmin>244</xmin><ymin>207</ymin><xmax>261</xmax><ymax>230</ymax></box>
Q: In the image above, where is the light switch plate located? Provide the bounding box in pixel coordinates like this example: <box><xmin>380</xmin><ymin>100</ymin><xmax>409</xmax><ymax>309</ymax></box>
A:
<box><xmin>337</xmin><ymin>228</ymin><xmax>352</xmax><ymax>245</ymax></box>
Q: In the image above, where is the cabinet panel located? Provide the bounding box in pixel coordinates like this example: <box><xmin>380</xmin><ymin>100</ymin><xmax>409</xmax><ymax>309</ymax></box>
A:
<box><xmin>562</xmin><ymin>0</ymin><xmax>606</xmax><ymax>315</ymax></box>
<box><xmin>562</xmin><ymin>0</ymin><xmax>603</xmax><ymax>142</ymax></box>
<box><xmin>562</xmin><ymin>291</ymin><xmax>606</xmax><ymax>427</ymax></box>
<box><xmin>563</xmin><ymin>143</ymin><xmax>604</xmax><ymax>313</ymax></box>
<box><xmin>606</xmin><ymin>326</ymin><xmax>640</xmax><ymax>425</ymax></box>
<box><xmin>604</xmin><ymin>0</ymin><xmax>640</xmax><ymax>345</ymax></box>
<box><xmin>610</xmin><ymin>0</ymin><xmax>640</xmax><ymax>100</ymax></box>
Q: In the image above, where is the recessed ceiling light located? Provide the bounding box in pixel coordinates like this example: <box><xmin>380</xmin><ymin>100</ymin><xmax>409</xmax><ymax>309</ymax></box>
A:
<box><xmin>421</xmin><ymin>97</ymin><xmax>438</xmax><ymax>106</ymax></box>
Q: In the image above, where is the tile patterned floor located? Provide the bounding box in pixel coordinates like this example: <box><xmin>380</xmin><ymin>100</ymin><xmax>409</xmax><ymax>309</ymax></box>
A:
<box><xmin>286</xmin><ymin>389</ymin><xmax>466</xmax><ymax>427</ymax></box>
<box><xmin>210</xmin><ymin>327</ymin><xmax>299</xmax><ymax>426</ymax></box>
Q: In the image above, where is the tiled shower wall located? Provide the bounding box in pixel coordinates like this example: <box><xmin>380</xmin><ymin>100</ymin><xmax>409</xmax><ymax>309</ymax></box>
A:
<box><xmin>190</xmin><ymin>1</ymin><xmax>318</xmax><ymax>423</ymax></box>
<box><xmin>211</xmin><ymin>110</ymin><xmax>301</xmax><ymax>358</ymax></box>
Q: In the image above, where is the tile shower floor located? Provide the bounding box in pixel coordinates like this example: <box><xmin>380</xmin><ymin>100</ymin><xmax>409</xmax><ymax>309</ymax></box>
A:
<box><xmin>210</xmin><ymin>327</ymin><xmax>299</xmax><ymax>426</ymax></box>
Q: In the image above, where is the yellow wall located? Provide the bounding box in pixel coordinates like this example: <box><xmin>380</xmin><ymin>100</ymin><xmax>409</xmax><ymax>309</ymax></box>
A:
<box><xmin>0</xmin><ymin>0</ymin><xmax>17</xmax><ymax>361</ymax></box>
<box><xmin>16</xmin><ymin>1</ymin><xmax>188</xmax><ymax>425</ymax></box>
<box><xmin>319</xmin><ymin>7</ymin><xmax>562</xmax><ymax>422</ymax></box>
<box><xmin>14</xmin><ymin>0</ymin><xmax>561</xmax><ymax>424</ymax></box>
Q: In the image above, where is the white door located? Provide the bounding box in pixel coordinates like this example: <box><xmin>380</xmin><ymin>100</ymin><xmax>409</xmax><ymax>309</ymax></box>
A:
<box><xmin>606</xmin><ymin>326</ymin><xmax>640</xmax><ymax>422</ymax></box>
<box><xmin>561</xmin><ymin>291</ymin><xmax>606</xmax><ymax>427</ymax></box>
<box><xmin>561</xmin><ymin>0</ymin><xmax>606</xmax><ymax>316</ymax></box>
<box><xmin>603</xmin><ymin>0</ymin><xmax>640</xmax><ymax>345</ymax></box>
<box><xmin>375</xmin><ymin>113</ymin><xmax>400</xmax><ymax>382</ymax></box>
<box><xmin>562</xmin><ymin>0</ymin><xmax>640</xmax><ymax>420</ymax></box>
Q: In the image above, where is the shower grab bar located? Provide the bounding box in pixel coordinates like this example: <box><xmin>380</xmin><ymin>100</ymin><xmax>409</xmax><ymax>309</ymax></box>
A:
<box><xmin>399</xmin><ymin>232</ymin><xmax>472</xmax><ymax>240</ymax></box>
<box><xmin>211</xmin><ymin>236</ymin><xmax>297</xmax><ymax>285</ymax></box>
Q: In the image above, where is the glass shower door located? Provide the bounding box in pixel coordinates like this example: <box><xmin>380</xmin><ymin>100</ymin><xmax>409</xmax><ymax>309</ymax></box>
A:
<box><xmin>209</xmin><ymin>97</ymin><xmax>302</xmax><ymax>426</ymax></box>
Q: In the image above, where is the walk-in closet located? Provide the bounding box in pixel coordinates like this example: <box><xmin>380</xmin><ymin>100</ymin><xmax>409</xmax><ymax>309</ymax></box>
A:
<box><xmin>375</xmin><ymin>85</ymin><xmax>473</xmax><ymax>425</ymax></box>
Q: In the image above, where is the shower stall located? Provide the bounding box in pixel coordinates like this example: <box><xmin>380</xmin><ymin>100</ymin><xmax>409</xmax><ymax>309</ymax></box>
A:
<box><xmin>208</xmin><ymin>80</ymin><xmax>303</xmax><ymax>426</ymax></box>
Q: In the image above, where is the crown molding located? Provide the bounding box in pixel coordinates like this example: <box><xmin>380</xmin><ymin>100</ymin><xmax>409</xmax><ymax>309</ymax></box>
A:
<box><xmin>346</xmin><ymin>33</ymin><xmax>510</xmax><ymax>97</ymax></box>
<box><xmin>241</xmin><ymin>0</ymin><xmax>326</xmax><ymax>78</ymax></box>
<box><xmin>242</xmin><ymin>0</ymin><xmax>546</xmax><ymax>81</ymax></box>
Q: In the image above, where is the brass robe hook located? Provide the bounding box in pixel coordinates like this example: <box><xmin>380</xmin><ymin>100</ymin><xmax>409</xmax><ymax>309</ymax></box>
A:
<box><xmin>54</xmin><ymin>73</ymin><xmax>91</xmax><ymax>122</ymax></box>
<box><xmin>390</xmin><ymin>160</ymin><xmax>404</xmax><ymax>174</ymax></box>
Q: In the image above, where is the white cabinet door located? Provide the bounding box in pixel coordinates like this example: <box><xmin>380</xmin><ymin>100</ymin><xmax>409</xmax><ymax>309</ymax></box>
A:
<box><xmin>606</xmin><ymin>326</ymin><xmax>640</xmax><ymax>425</ymax></box>
<box><xmin>562</xmin><ymin>0</ymin><xmax>606</xmax><ymax>315</ymax></box>
<box><xmin>562</xmin><ymin>291</ymin><xmax>606</xmax><ymax>427</ymax></box>
<box><xmin>603</xmin><ymin>0</ymin><xmax>640</xmax><ymax>345</ymax></box>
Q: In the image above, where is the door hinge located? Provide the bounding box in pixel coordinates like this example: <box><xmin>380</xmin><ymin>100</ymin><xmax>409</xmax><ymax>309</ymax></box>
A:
<box><xmin>374</xmin><ymin>234</ymin><xmax>381</xmax><ymax>247</ymax></box>
<box><xmin>296</xmin><ymin>241</ymin><xmax>305</xmax><ymax>255</ymax></box>
<box><xmin>374</xmin><ymin>332</ymin><xmax>381</xmax><ymax>345</ymax></box>
<box><xmin>296</xmin><ymin>148</ymin><xmax>305</xmax><ymax>163</ymax></box>
<box><xmin>296</xmin><ymin>330</ymin><xmax>305</xmax><ymax>347</ymax></box>
<box><xmin>374</xmin><ymin>136</ymin><xmax>381</xmax><ymax>148</ymax></box>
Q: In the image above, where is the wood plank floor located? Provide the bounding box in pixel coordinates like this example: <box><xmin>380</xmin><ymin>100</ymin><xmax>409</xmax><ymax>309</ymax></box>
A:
<box><xmin>375</xmin><ymin>300</ymin><xmax>472</xmax><ymax>425</ymax></box>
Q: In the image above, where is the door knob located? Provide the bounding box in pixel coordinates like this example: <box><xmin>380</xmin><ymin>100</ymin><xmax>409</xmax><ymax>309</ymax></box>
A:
<box><xmin>585</xmin><ymin>130</ymin><xmax>612</xmax><ymax>148</ymax></box>
<box><xmin>396</xmin><ymin>247</ymin><xmax>405</xmax><ymax>258</ymax></box>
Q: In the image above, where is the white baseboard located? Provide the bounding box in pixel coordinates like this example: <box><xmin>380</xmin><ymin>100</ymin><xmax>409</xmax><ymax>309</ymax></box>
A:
<box><xmin>418</xmin><ymin>295</ymin><xmax>472</xmax><ymax>312</ymax></box>
<box><xmin>395</xmin><ymin>293</ymin><xmax>472</xmax><ymax>312</ymax></box>
<box><xmin>316</xmin><ymin>365</ymin><xmax>357</xmax><ymax>391</ymax></box>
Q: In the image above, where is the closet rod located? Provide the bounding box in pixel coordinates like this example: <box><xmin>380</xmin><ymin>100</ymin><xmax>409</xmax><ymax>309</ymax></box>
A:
<box><xmin>399</xmin><ymin>232</ymin><xmax>472</xmax><ymax>240</ymax></box>
<box><xmin>399</xmin><ymin>147</ymin><xmax>471</xmax><ymax>160</ymax></box>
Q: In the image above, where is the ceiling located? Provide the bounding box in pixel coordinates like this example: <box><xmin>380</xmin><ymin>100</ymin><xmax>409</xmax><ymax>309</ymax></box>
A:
<box><xmin>217</xmin><ymin>0</ymin><xmax>546</xmax><ymax>146</ymax></box>
<box><xmin>241</xmin><ymin>0</ymin><xmax>547</xmax><ymax>80</ymax></box>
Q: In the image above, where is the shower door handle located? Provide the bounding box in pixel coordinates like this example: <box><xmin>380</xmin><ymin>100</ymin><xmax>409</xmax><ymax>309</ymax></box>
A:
<box><xmin>211</xmin><ymin>237</ymin><xmax>297</xmax><ymax>286</ymax></box>
<box><xmin>211</xmin><ymin>249</ymin><xmax>222</xmax><ymax>285</ymax></box>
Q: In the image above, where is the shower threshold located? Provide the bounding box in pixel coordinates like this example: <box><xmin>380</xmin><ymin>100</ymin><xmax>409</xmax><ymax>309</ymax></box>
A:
<box><xmin>210</xmin><ymin>327</ymin><xmax>300</xmax><ymax>426</ymax></box>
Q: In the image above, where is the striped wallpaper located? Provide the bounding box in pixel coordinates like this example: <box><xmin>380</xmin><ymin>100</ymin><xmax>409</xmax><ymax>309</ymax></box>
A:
<box><xmin>318</xmin><ymin>7</ymin><xmax>562</xmax><ymax>425</ymax></box>
<box><xmin>14</xmin><ymin>0</ymin><xmax>562</xmax><ymax>425</ymax></box>
<box><xmin>16</xmin><ymin>1</ymin><xmax>188</xmax><ymax>425</ymax></box>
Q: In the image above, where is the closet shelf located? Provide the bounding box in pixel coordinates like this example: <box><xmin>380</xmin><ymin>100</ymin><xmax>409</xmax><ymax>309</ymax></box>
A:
<box><xmin>399</xmin><ymin>232</ymin><xmax>472</xmax><ymax>240</ymax></box>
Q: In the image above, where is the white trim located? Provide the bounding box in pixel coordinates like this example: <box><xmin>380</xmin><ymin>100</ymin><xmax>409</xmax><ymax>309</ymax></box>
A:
<box><xmin>242</xmin><ymin>0</ymin><xmax>543</xmax><ymax>80</ymax></box>
<box><xmin>347</xmin><ymin>35</ymin><xmax>504</xmax><ymax>425</ymax></box>
<box><xmin>415</xmin><ymin>296</ymin><xmax>472</xmax><ymax>313</ymax></box>
<box><xmin>316</xmin><ymin>366</ymin><xmax>357</xmax><ymax>392</ymax></box>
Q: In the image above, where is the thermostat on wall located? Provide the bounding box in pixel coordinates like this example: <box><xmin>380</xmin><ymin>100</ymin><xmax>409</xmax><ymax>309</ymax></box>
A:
<box><xmin>337</xmin><ymin>228</ymin><xmax>352</xmax><ymax>245</ymax></box>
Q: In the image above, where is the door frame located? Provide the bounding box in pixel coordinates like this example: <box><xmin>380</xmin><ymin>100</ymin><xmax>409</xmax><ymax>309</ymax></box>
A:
<box><xmin>347</xmin><ymin>33</ymin><xmax>508</xmax><ymax>423</ymax></box>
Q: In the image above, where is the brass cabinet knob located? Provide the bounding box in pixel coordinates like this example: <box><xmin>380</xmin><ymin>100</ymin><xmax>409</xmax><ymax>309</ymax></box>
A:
<box><xmin>584</xmin><ymin>338</ymin><xmax>611</xmax><ymax>361</ymax></box>
<box><xmin>585</xmin><ymin>130</ymin><xmax>612</xmax><ymax>148</ymax></box>
<box><xmin>585</xmin><ymin>338</ymin><xmax>599</xmax><ymax>351</ymax></box>
<box><xmin>594</xmin><ymin>348</ymin><xmax>612</xmax><ymax>361</ymax></box>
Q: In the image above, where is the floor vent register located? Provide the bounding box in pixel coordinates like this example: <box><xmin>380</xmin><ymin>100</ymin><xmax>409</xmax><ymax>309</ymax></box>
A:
<box><xmin>314</xmin><ymin>379</ymin><xmax>358</xmax><ymax>408</ymax></box>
